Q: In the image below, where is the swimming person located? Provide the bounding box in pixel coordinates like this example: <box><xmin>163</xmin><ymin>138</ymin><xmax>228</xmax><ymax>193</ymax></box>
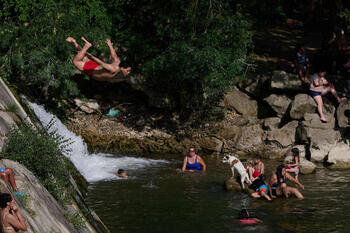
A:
<box><xmin>269</xmin><ymin>165</ymin><xmax>304</xmax><ymax>200</ymax></box>
<box><xmin>0</xmin><ymin>193</ymin><xmax>27</xmax><ymax>232</ymax></box>
<box><xmin>117</xmin><ymin>169</ymin><xmax>128</xmax><ymax>178</ymax></box>
<box><xmin>181</xmin><ymin>148</ymin><xmax>206</xmax><ymax>172</ymax></box>
<box><xmin>237</xmin><ymin>209</ymin><xmax>262</xmax><ymax>225</ymax></box>
<box><xmin>66</xmin><ymin>37</ymin><xmax>131</xmax><ymax>82</ymax></box>
<box><xmin>0</xmin><ymin>168</ymin><xmax>24</xmax><ymax>196</ymax></box>
<box><xmin>285</xmin><ymin>148</ymin><xmax>300</xmax><ymax>181</ymax></box>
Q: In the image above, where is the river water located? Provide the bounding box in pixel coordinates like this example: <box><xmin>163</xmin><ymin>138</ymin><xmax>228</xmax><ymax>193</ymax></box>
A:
<box><xmin>29</xmin><ymin>102</ymin><xmax>350</xmax><ymax>233</ymax></box>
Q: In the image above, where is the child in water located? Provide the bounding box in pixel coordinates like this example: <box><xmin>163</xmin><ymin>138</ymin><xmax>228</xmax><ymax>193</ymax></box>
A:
<box><xmin>237</xmin><ymin>209</ymin><xmax>262</xmax><ymax>225</ymax></box>
<box><xmin>117</xmin><ymin>169</ymin><xmax>128</xmax><ymax>178</ymax></box>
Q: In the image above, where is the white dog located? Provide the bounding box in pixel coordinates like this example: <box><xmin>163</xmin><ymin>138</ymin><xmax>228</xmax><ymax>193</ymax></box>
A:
<box><xmin>222</xmin><ymin>155</ymin><xmax>251</xmax><ymax>189</ymax></box>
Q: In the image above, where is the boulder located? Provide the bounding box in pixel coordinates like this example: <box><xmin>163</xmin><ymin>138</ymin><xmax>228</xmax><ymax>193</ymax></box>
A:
<box><xmin>221</xmin><ymin>124</ymin><xmax>264</xmax><ymax>152</ymax></box>
<box><xmin>303</xmin><ymin>112</ymin><xmax>335</xmax><ymax>129</ymax></box>
<box><xmin>284</xmin><ymin>155</ymin><xmax>316</xmax><ymax>174</ymax></box>
<box><xmin>270</xmin><ymin>70</ymin><xmax>303</xmax><ymax>90</ymax></box>
<box><xmin>0</xmin><ymin>111</ymin><xmax>17</xmax><ymax>152</ymax></box>
<box><xmin>198</xmin><ymin>137</ymin><xmax>223</xmax><ymax>153</ymax></box>
<box><xmin>337</xmin><ymin>99</ymin><xmax>350</xmax><ymax>128</ymax></box>
<box><xmin>0</xmin><ymin>159</ymin><xmax>79</xmax><ymax>233</ymax></box>
<box><xmin>289</xmin><ymin>94</ymin><xmax>317</xmax><ymax>120</ymax></box>
<box><xmin>265</xmin><ymin>121</ymin><xmax>298</xmax><ymax>148</ymax></box>
<box><xmin>225</xmin><ymin>177</ymin><xmax>252</xmax><ymax>194</ymax></box>
<box><xmin>263</xmin><ymin>117</ymin><xmax>281</xmax><ymax>130</ymax></box>
<box><xmin>223</xmin><ymin>88</ymin><xmax>258</xmax><ymax>117</ymax></box>
<box><xmin>264</xmin><ymin>94</ymin><xmax>292</xmax><ymax>117</ymax></box>
<box><xmin>239</xmin><ymin>74</ymin><xmax>270</xmax><ymax>97</ymax></box>
<box><xmin>74</xmin><ymin>99</ymin><xmax>100</xmax><ymax>114</ymax></box>
<box><xmin>306</xmin><ymin>127</ymin><xmax>340</xmax><ymax>162</ymax></box>
<box><xmin>326</xmin><ymin>142</ymin><xmax>350</xmax><ymax>169</ymax></box>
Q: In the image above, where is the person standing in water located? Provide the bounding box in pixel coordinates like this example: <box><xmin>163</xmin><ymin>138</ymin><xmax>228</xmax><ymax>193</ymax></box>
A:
<box><xmin>0</xmin><ymin>193</ymin><xmax>27</xmax><ymax>232</ymax></box>
<box><xmin>66</xmin><ymin>37</ymin><xmax>131</xmax><ymax>82</ymax></box>
<box><xmin>181</xmin><ymin>148</ymin><xmax>206</xmax><ymax>172</ymax></box>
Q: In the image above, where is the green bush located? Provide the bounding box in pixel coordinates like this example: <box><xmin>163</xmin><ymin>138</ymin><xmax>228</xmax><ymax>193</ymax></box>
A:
<box><xmin>2</xmin><ymin>121</ymin><xmax>75</xmax><ymax>204</ymax></box>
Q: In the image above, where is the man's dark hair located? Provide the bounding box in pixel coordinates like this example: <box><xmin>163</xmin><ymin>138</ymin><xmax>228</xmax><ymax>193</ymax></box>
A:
<box><xmin>291</xmin><ymin>148</ymin><xmax>299</xmax><ymax>156</ymax></box>
<box><xmin>254</xmin><ymin>154</ymin><xmax>262</xmax><ymax>160</ymax></box>
<box><xmin>118</xmin><ymin>169</ymin><xmax>125</xmax><ymax>175</ymax></box>
<box><xmin>0</xmin><ymin>193</ymin><xmax>12</xmax><ymax>208</ymax></box>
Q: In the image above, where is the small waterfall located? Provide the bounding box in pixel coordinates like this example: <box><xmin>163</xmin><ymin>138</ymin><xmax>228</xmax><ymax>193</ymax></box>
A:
<box><xmin>28</xmin><ymin>102</ymin><xmax>168</xmax><ymax>183</ymax></box>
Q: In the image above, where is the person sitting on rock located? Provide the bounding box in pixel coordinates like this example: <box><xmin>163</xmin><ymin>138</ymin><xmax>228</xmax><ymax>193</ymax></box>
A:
<box><xmin>181</xmin><ymin>148</ymin><xmax>206</xmax><ymax>172</ymax></box>
<box><xmin>117</xmin><ymin>169</ymin><xmax>128</xmax><ymax>178</ymax></box>
<box><xmin>66</xmin><ymin>37</ymin><xmax>131</xmax><ymax>82</ymax></box>
<box><xmin>309</xmin><ymin>70</ymin><xmax>345</xmax><ymax>122</ymax></box>
<box><xmin>247</xmin><ymin>155</ymin><xmax>264</xmax><ymax>182</ymax></box>
<box><xmin>285</xmin><ymin>148</ymin><xmax>300</xmax><ymax>181</ymax></box>
<box><xmin>294</xmin><ymin>44</ymin><xmax>310</xmax><ymax>83</ymax></box>
<box><xmin>269</xmin><ymin>165</ymin><xmax>304</xmax><ymax>200</ymax></box>
<box><xmin>0</xmin><ymin>168</ymin><xmax>24</xmax><ymax>196</ymax></box>
<box><xmin>0</xmin><ymin>193</ymin><xmax>27</xmax><ymax>232</ymax></box>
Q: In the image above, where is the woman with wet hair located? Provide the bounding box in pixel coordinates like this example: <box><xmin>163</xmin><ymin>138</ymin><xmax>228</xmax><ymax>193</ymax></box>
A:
<box><xmin>269</xmin><ymin>165</ymin><xmax>304</xmax><ymax>200</ymax></box>
<box><xmin>0</xmin><ymin>193</ymin><xmax>27</xmax><ymax>232</ymax></box>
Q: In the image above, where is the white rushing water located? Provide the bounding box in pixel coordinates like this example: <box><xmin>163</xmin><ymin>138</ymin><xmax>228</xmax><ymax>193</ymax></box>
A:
<box><xmin>28</xmin><ymin>102</ymin><xmax>168</xmax><ymax>183</ymax></box>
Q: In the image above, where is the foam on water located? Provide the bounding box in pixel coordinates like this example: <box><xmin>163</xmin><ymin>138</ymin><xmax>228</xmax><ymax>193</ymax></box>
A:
<box><xmin>28</xmin><ymin>102</ymin><xmax>168</xmax><ymax>182</ymax></box>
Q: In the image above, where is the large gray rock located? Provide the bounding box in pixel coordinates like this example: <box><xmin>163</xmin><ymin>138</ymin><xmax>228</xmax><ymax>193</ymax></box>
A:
<box><xmin>303</xmin><ymin>112</ymin><xmax>335</xmax><ymax>129</ymax></box>
<box><xmin>289</xmin><ymin>94</ymin><xmax>317</xmax><ymax>120</ymax></box>
<box><xmin>0</xmin><ymin>111</ymin><xmax>17</xmax><ymax>152</ymax></box>
<box><xmin>270</xmin><ymin>70</ymin><xmax>303</xmax><ymax>90</ymax></box>
<box><xmin>239</xmin><ymin>74</ymin><xmax>270</xmax><ymax>97</ymax></box>
<box><xmin>327</xmin><ymin>142</ymin><xmax>350</xmax><ymax>169</ymax></box>
<box><xmin>265</xmin><ymin>121</ymin><xmax>298</xmax><ymax>148</ymax></box>
<box><xmin>223</xmin><ymin>89</ymin><xmax>258</xmax><ymax>117</ymax></box>
<box><xmin>220</xmin><ymin>124</ymin><xmax>264</xmax><ymax>152</ymax></box>
<box><xmin>284</xmin><ymin>155</ymin><xmax>316</xmax><ymax>174</ymax></box>
<box><xmin>0</xmin><ymin>159</ymin><xmax>78</xmax><ymax>233</ymax></box>
<box><xmin>263</xmin><ymin>117</ymin><xmax>280</xmax><ymax>131</ymax></box>
<box><xmin>337</xmin><ymin>99</ymin><xmax>350</xmax><ymax>128</ymax></box>
<box><xmin>306</xmin><ymin>127</ymin><xmax>340</xmax><ymax>162</ymax></box>
<box><xmin>198</xmin><ymin>136</ymin><xmax>223</xmax><ymax>153</ymax></box>
<box><xmin>74</xmin><ymin>99</ymin><xmax>100</xmax><ymax>114</ymax></box>
<box><xmin>264</xmin><ymin>94</ymin><xmax>292</xmax><ymax>117</ymax></box>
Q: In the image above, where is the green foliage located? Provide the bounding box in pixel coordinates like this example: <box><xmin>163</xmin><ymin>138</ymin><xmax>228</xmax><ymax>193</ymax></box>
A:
<box><xmin>5</xmin><ymin>104</ymin><xmax>18</xmax><ymax>114</ymax></box>
<box><xmin>3</xmin><ymin>121</ymin><xmax>75</xmax><ymax>204</ymax></box>
<box><xmin>1</xmin><ymin>0</ymin><xmax>253</xmax><ymax>121</ymax></box>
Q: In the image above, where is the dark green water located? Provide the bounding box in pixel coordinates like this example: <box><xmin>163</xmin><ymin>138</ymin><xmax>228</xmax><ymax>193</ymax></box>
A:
<box><xmin>85</xmin><ymin>155</ymin><xmax>350</xmax><ymax>233</ymax></box>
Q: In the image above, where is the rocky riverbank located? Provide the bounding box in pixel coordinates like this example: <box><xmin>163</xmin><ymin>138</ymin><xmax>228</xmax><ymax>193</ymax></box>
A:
<box><xmin>68</xmin><ymin>70</ymin><xmax>350</xmax><ymax>171</ymax></box>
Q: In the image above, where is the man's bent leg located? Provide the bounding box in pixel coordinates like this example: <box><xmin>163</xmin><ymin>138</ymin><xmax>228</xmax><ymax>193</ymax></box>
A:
<box><xmin>73</xmin><ymin>37</ymin><xmax>92</xmax><ymax>70</ymax></box>
<box><xmin>5</xmin><ymin>168</ymin><xmax>18</xmax><ymax>192</ymax></box>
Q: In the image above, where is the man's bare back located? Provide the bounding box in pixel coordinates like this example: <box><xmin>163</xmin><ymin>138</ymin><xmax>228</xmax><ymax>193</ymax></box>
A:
<box><xmin>66</xmin><ymin>37</ymin><xmax>131</xmax><ymax>82</ymax></box>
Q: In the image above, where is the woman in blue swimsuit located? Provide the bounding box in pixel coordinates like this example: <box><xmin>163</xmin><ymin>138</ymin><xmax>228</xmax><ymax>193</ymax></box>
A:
<box><xmin>181</xmin><ymin>148</ymin><xmax>206</xmax><ymax>172</ymax></box>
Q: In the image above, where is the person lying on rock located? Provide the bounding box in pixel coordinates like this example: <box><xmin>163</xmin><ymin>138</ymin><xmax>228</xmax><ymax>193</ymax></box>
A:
<box><xmin>66</xmin><ymin>37</ymin><xmax>131</xmax><ymax>82</ymax></box>
<box><xmin>181</xmin><ymin>148</ymin><xmax>206</xmax><ymax>172</ymax></box>
<box><xmin>250</xmin><ymin>174</ymin><xmax>272</xmax><ymax>201</ymax></box>
<box><xmin>0</xmin><ymin>168</ymin><xmax>25</xmax><ymax>196</ymax></box>
<box><xmin>0</xmin><ymin>193</ymin><xmax>27</xmax><ymax>232</ymax></box>
<box><xmin>247</xmin><ymin>155</ymin><xmax>264</xmax><ymax>182</ymax></box>
<box><xmin>309</xmin><ymin>70</ymin><xmax>345</xmax><ymax>122</ymax></box>
<box><xmin>269</xmin><ymin>165</ymin><xmax>304</xmax><ymax>200</ymax></box>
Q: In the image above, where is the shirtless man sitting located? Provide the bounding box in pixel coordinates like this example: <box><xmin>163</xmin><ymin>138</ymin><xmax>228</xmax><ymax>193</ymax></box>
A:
<box><xmin>247</xmin><ymin>154</ymin><xmax>264</xmax><ymax>182</ymax></box>
<box><xmin>66</xmin><ymin>37</ymin><xmax>131</xmax><ymax>82</ymax></box>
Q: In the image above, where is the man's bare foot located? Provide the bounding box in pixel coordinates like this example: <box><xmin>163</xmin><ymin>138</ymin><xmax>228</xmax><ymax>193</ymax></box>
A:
<box><xmin>66</xmin><ymin>37</ymin><xmax>76</xmax><ymax>43</ymax></box>
<box><xmin>121</xmin><ymin>67</ymin><xmax>131</xmax><ymax>77</ymax></box>
<box><xmin>81</xmin><ymin>37</ymin><xmax>92</xmax><ymax>48</ymax></box>
<box><xmin>338</xmin><ymin>97</ymin><xmax>346</xmax><ymax>103</ymax></box>
<box><xmin>106</xmin><ymin>39</ymin><xmax>113</xmax><ymax>46</ymax></box>
<box><xmin>320</xmin><ymin>117</ymin><xmax>329</xmax><ymax>123</ymax></box>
